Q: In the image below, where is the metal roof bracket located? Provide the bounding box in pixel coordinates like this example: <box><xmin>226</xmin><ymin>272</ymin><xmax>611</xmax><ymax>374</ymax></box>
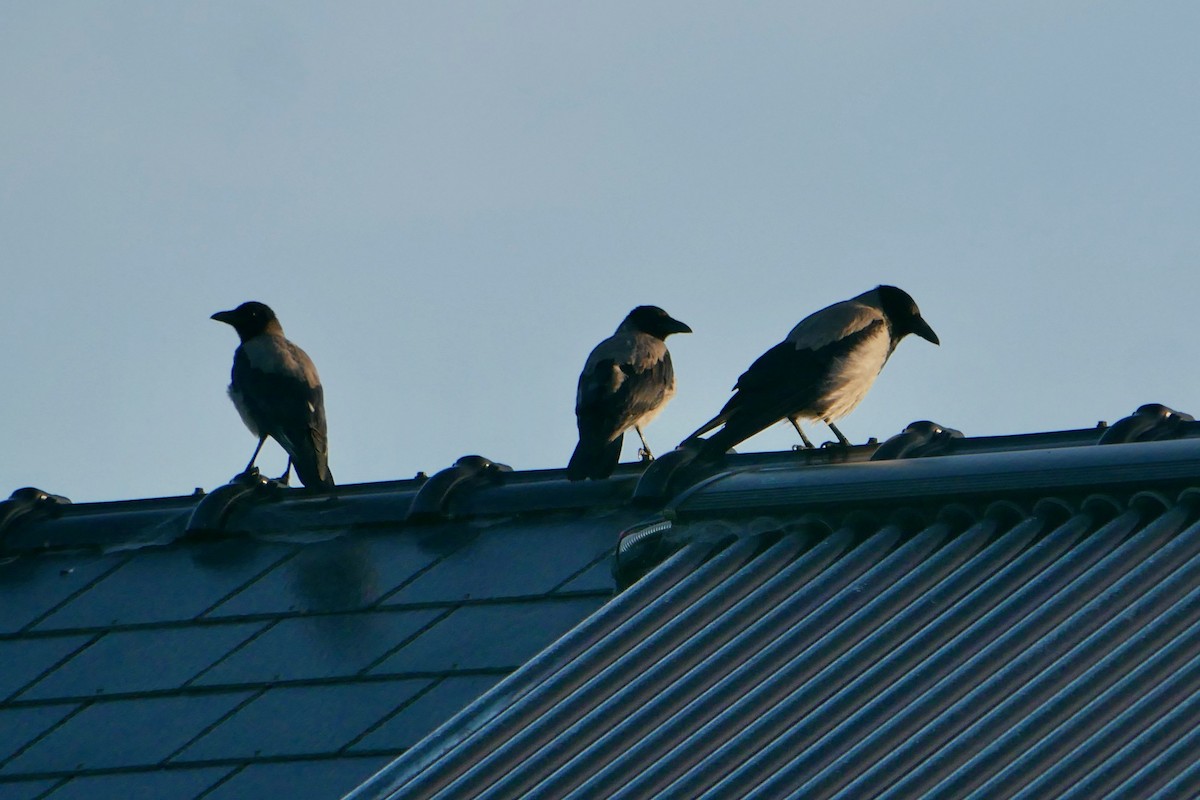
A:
<box><xmin>1099</xmin><ymin>403</ymin><xmax>1196</xmax><ymax>444</ymax></box>
<box><xmin>405</xmin><ymin>455</ymin><xmax>513</xmax><ymax>523</ymax></box>
<box><xmin>632</xmin><ymin>445</ymin><xmax>706</xmax><ymax>506</ymax></box>
<box><xmin>870</xmin><ymin>420</ymin><xmax>965</xmax><ymax>461</ymax></box>
<box><xmin>185</xmin><ymin>470</ymin><xmax>282</xmax><ymax>536</ymax></box>
<box><xmin>0</xmin><ymin>487</ymin><xmax>71</xmax><ymax>548</ymax></box>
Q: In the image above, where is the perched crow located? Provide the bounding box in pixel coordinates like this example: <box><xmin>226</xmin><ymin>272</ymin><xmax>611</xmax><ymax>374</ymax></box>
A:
<box><xmin>568</xmin><ymin>305</ymin><xmax>692</xmax><ymax>480</ymax></box>
<box><xmin>211</xmin><ymin>301</ymin><xmax>334</xmax><ymax>489</ymax></box>
<box><xmin>686</xmin><ymin>285</ymin><xmax>938</xmax><ymax>460</ymax></box>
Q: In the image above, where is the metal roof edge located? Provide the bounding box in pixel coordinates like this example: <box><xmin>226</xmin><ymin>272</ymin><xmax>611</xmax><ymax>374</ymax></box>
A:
<box><xmin>6</xmin><ymin>411</ymin><xmax>1200</xmax><ymax>556</ymax></box>
<box><xmin>667</xmin><ymin>437</ymin><xmax>1200</xmax><ymax>518</ymax></box>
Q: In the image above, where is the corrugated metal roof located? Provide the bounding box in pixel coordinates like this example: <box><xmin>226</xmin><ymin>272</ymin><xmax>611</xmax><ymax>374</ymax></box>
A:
<box><xmin>350</xmin><ymin>440</ymin><xmax>1200</xmax><ymax>798</ymax></box>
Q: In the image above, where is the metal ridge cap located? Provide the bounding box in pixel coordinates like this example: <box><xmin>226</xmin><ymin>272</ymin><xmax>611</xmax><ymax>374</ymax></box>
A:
<box><xmin>10</xmin><ymin>426</ymin><xmax>1200</xmax><ymax>553</ymax></box>
<box><xmin>1</xmin><ymin>478</ymin><xmax>427</xmax><ymax>554</ymax></box>
<box><xmin>668</xmin><ymin>437</ymin><xmax>1200</xmax><ymax>517</ymax></box>
<box><xmin>0</xmin><ymin>470</ymin><xmax>640</xmax><ymax>554</ymax></box>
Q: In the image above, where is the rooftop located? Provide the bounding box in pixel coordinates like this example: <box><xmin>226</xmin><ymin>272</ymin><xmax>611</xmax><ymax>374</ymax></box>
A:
<box><xmin>2</xmin><ymin>403</ymin><xmax>1199</xmax><ymax>799</ymax></box>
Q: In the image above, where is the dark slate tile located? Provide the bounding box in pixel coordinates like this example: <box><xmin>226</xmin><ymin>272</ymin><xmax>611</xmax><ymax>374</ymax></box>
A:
<box><xmin>1</xmin><ymin>693</ymin><xmax>250</xmax><ymax>775</ymax></box>
<box><xmin>176</xmin><ymin>681</ymin><xmax>428</xmax><ymax>761</ymax></box>
<box><xmin>33</xmin><ymin>541</ymin><xmax>295</xmax><ymax>630</ymax></box>
<box><xmin>0</xmin><ymin>636</ymin><xmax>92</xmax><ymax>701</ymax></box>
<box><xmin>0</xmin><ymin>779</ymin><xmax>62</xmax><ymax>800</ymax></box>
<box><xmin>42</xmin><ymin>767</ymin><xmax>231</xmax><ymax>800</ymax></box>
<box><xmin>0</xmin><ymin>705</ymin><xmax>78</xmax><ymax>763</ymax></box>
<box><xmin>351</xmin><ymin>674</ymin><xmax>503</xmax><ymax>752</ymax></box>
<box><xmin>194</xmin><ymin>609</ymin><xmax>441</xmax><ymax>686</ymax></box>
<box><xmin>0</xmin><ymin>553</ymin><xmax>127</xmax><ymax>634</ymax></box>
<box><xmin>555</xmin><ymin>555</ymin><xmax>616</xmax><ymax>594</ymax></box>
<box><xmin>370</xmin><ymin>597</ymin><xmax>605</xmax><ymax>674</ymax></box>
<box><xmin>383</xmin><ymin>519</ymin><xmax>616</xmax><ymax>604</ymax></box>
<box><xmin>19</xmin><ymin>623</ymin><xmax>265</xmax><ymax>700</ymax></box>
<box><xmin>200</xmin><ymin>756</ymin><xmax>392</xmax><ymax>800</ymax></box>
<box><xmin>206</xmin><ymin>533</ymin><xmax>444</xmax><ymax>618</ymax></box>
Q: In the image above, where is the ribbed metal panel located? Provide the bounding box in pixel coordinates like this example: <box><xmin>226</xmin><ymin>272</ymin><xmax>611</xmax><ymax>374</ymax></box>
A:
<box><xmin>1103</xmin><ymin>696</ymin><xmax>1200</xmax><ymax>800</ymax></box>
<box><xmin>553</xmin><ymin>513</ymin><xmax>990</xmax><ymax>800</ymax></box>
<box><xmin>355</xmin><ymin>490</ymin><xmax>1200</xmax><ymax>800</ymax></box>
<box><xmin>742</xmin><ymin>499</ymin><xmax>1187</xmax><ymax>800</ymax></box>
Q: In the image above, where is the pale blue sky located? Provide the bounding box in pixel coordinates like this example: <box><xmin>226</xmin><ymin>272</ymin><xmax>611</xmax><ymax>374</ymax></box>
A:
<box><xmin>3</xmin><ymin>2</ymin><xmax>1198</xmax><ymax>502</ymax></box>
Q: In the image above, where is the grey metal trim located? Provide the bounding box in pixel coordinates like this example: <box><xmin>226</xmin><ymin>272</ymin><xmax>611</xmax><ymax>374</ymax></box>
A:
<box><xmin>668</xmin><ymin>437</ymin><xmax>1200</xmax><ymax>518</ymax></box>
<box><xmin>8</xmin><ymin>425</ymin><xmax>1200</xmax><ymax>555</ymax></box>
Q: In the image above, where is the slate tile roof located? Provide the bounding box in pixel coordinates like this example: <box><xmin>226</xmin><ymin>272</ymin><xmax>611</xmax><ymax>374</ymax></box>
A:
<box><xmin>200</xmin><ymin>758</ymin><xmax>394</xmax><ymax>800</ymax></box>
<box><xmin>349</xmin><ymin>675</ymin><xmax>504</xmax><ymax>753</ymax></box>
<box><xmin>32</xmin><ymin>767</ymin><xmax>234</xmax><ymax>800</ymax></box>
<box><xmin>0</xmin><ymin>489</ymin><xmax>625</xmax><ymax>800</ymax></box>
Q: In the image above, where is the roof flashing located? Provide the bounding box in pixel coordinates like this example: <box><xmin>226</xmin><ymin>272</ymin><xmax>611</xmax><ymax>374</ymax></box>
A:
<box><xmin>666</xmin><ymin>436</ymin><xmax>1200</xmax><ymax>519</ymax></box>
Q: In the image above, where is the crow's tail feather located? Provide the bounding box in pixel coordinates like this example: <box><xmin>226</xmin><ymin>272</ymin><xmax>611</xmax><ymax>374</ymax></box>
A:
<box><xmin>567</xmin><ymin>433</ymin><xmax>624</xmax><ymax>481</ymax></box>
<box><xmin>292</xmin><ymin>447</ymin><xmax>334</xmax><ymax>489</ymax></box>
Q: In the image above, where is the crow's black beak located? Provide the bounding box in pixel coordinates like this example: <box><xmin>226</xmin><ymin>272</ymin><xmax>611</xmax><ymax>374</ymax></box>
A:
<box><xmin>666</xmin><ymin>317</ymin><xmax>693</xmax><ymax>335</ymax></box>
<box><xmin>913</xmin><ymin>316</ymin><xmax>939</xmax><ymax>345</ymax></box>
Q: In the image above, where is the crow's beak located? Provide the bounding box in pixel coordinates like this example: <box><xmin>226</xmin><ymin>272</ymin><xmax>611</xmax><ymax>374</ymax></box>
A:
<box><xmin>666</xmin><ymin>317</ymin><xmax>693</xmax><ymax>335</ymax></box>
<box><xmin>913</xmin><ymin>316</ymin><xmax>939</xmax><ymax>345</ymax></box>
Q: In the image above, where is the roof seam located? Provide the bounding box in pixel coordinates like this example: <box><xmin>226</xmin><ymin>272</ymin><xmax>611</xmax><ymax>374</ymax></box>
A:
<box><xmin>0</xmin><ymin>752</ymin><xmax>394</xmax><ymax>784</ymax></box>
<box><xmin>195</xmin><ymin>546</ymin><xmax>305</xmax><ymax>620</ymax></box>
<box><xmin>339</xmin><ymin>677</ymin><xmax>446</xmax><ymax>753</ymax></box>
<box><xmin>547</xmin><ymin>549</ymin><xmax>616</xmax><ymax>594</ymax></box>
<box><xmin>0</xmin><ymin>591</ymin><xmax>613</xmax><ymax>639</ymax></box>
<box><xmin>18</xmin><ymin>554</ymin><xmax>132</xmax><ymax>634</ymax></box>
<box><xmin>183</xmin><ymin>618</ymin><xmax>284</xmax><ymax>688</ymax></box>
<box><xmin>0</xmin><ymin>672</ymin><xmax>513</xmax><ymax>708</ymax></box>
<box><xmin>0</xmin><ymin>699</ymin><xmax>89</xmax><ymax>772</ymax></box>
<box><xmin>358</xmin><ymin>608</ymin><xmax>458</xmax><ymax>675</ymax></box>
<box><xmin>369</xmin><ymin>548</ymin><xmax>460</xmax><ymax>608</ymax></box>
<box><xmin>31</xmin><ymin>777</ymin><xmax>67</xmax><ymax>800</ymax></box>
<box><xmin>162</xmin><ymin>687</ymin><xmax>267</xmax><ymax>765</ymax></box>
<box><xmin>371</xmin><ymin>590</ymin><xmax>613</xmax><ymax>612</ymax></box>
<box><xmin>193</xmin><ymin>763</ymin><xmax>244</xmax><ymax>800</ymax></box>
<box><xmin>1</xmin><ymin>632</ymin><xmax>101</xmax><ymax>704</ymax></box>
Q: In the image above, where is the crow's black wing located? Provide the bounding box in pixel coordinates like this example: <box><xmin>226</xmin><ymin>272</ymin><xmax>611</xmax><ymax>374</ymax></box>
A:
<box><xmin>233</xmin><ymin>344</ymin><xmax>332</xmax><ymax>487</ymax></box>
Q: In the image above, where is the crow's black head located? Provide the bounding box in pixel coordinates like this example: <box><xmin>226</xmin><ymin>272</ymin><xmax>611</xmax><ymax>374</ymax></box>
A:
<box><xmin>874</xmin><ymin>286</ymin><xmax>939</xmax><ymax>345</ymax></box>
<box><xmin>211</xmin><ymin>301</ymin><xmax>280</xmax><ymax>342</ymax></box>
<box><xmin>626</xmin><ymin>305</ymin><xmax>693</xmax><ymax>340</ymax></box>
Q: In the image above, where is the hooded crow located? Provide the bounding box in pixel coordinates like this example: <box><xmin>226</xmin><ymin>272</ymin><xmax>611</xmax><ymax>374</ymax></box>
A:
<box><xmin>567</xmin><ymin>305</ymin><xmax>692</xmax><ymax>481</ymax></box>
<box><xmin>685</xmin><ymin>285</ymin><xmax>938</xmax><ymax>460</ymax></box>
<box><xmin>211</xmin><ymin>301</ymin><xmax>334</xmax><ymax>489</ymax></box>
